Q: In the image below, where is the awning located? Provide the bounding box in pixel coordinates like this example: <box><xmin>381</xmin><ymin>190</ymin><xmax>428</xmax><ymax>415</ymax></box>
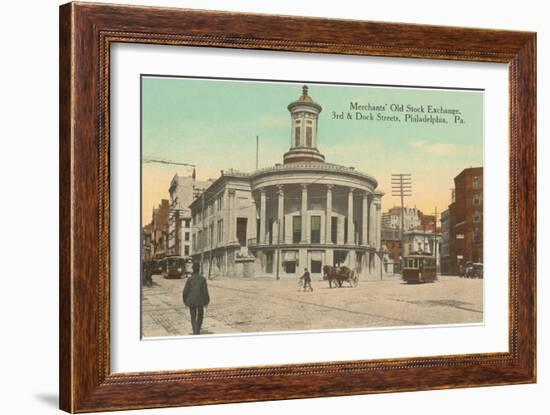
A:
<box><xmin>282</xmin><ymin>250</ymin><xmax>298</xmax><ymax>261</ymax></box>
<box><xmin>310</xmin><ymin>251</ymin><xmax>323</xmax><ymax>261</ymax></box>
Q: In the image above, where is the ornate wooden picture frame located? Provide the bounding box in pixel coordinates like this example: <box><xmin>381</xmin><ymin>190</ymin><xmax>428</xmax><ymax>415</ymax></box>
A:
<box><xmin>59</xmin><ymin>2</ymin><xmax>536</xmax><ymax>412</ymax></box>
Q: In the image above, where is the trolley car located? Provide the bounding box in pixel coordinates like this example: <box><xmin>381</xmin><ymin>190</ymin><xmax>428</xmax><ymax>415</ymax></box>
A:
<box><xmin>164</xmin><ymin>256</ymin><xmax>192</xmax><ymax>279</ymax></box>
<box><xmin>402</xmin><ymin>254</ymin><xmax>437</xmax><ymax>284</ymax></box>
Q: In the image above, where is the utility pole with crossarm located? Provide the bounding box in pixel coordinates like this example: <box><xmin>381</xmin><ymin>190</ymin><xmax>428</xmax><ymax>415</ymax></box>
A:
<box><xmin>391</xmin><ymin>174</ymin><xmax>412</xmax><ymax>272</ymax></box>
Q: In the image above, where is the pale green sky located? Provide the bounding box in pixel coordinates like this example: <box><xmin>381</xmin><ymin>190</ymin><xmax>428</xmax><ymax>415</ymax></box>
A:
<box><xmin>142</xmin><ymin>76</ymin><xmax>483</xmax><ymax>225</ymax></box>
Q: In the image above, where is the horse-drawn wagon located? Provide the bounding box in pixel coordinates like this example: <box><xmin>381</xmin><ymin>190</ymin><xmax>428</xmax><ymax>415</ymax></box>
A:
<box><xmin>322</xmin><ymin>265</ymin><xmax>359</xmax><ymax>288</ymax></box>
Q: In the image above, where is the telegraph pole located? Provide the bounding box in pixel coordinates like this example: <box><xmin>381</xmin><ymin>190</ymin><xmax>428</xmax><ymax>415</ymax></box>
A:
<box><xmin>391</xmin><ymin>174</ymin><xmax>412</xmax><ymax>271</ymax></box>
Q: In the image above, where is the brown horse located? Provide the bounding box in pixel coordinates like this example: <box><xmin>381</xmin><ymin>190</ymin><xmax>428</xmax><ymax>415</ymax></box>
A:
<box><xmin>323</xmin><ymin>265</ymin><xmax>359</xmax><ymax>288</ymax></box>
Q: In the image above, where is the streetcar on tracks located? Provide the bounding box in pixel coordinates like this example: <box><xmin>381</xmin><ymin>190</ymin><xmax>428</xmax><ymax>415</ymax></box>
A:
<box><xmin>164</xmin><ymin>256</ymin><xmax>193</xmax><ymax>279</ymax></box>
<box><xmin>402</xmin><ymin>254</ymin><xmax>437</xmax><ymax>284</ymax></box>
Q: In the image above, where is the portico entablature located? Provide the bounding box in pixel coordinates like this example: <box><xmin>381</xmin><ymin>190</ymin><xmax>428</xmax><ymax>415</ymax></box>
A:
<box><xmin>250</xmin><ymin>171</ymin><xmax>376</xmax><ymax>194</ymax></box>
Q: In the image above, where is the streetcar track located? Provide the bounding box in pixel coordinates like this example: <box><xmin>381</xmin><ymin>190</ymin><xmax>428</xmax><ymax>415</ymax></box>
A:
<box><xmin>208</xmin><ymin>283</ymin><xmax>424</xmax><ymax>326</ymax></box>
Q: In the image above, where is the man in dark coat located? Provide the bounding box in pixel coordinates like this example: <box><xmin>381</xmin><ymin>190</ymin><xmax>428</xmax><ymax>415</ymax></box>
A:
<box><xmin>182</xmin><ymin>262</ymin><xmax>210</xmax><ymax>335</ymax></box>
<box><xmin>300</xmin><ymin>267</ymin><xmax>313</xmax><ymax>292</ymax></box>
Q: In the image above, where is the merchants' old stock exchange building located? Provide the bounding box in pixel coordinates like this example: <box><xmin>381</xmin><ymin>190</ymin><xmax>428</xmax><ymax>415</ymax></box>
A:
<box><xmin>190</xmin><ymin>86</ymin><xmax>384</xmax><ymax>280</ymax></box>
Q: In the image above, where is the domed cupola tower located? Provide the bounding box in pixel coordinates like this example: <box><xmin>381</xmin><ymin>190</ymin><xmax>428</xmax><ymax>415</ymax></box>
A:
<box><xmin>283</xmin><ymin>85</ymin><xmax>325</xmax><ymax>164</ymax></box>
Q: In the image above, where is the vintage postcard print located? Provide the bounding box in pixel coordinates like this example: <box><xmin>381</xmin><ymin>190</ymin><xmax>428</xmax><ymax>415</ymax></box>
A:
<box><xmin>141</xmin><ymin>77</ymin><xmax>484</xmax><ymax>338</ymax></box>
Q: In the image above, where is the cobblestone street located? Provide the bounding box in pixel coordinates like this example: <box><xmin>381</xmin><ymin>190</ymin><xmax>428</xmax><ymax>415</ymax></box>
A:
<box><xmin>142</xmin><ymin>275</ymin><xmax>483</xmax><ymax>337</ymax></box>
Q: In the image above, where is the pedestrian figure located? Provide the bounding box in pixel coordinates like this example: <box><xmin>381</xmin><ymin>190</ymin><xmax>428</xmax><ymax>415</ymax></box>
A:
<box><xmin>182</xmin><ymin>262</ymin><xmax>210</xmax><ymax>335</ymax></box>
<box><xmin>300</xmin><ymin>267</ymin><xmax>313</xmax><ymax>292</ymax></box>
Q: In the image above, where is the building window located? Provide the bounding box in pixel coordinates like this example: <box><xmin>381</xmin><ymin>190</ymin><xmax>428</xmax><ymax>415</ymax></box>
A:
<box><xmin>473</xmin><ymin>194</ymin><xmax>481</xmax><ymax>205</ymax></box>
<box><xmin>344</xmin><ymin>218</ymin><xmax>348</xmax><ymax>243</ymax></box>
<box><xmin>295</xmin><ymin>126</ymin><xmax>301</xmax><ymax>146</ymax></box>
<box><xmin>331</xmin><ymin>216</ymin><xmax>338</xmax><ymax>244</ymax></box>
<box><xmin>306</xmin><ymin>127</ymin><xmax>312</xmax><ymax>147</ymax></box>
<box><xmin>268</xmin><ymin>218</ymin><xmax>275</xmax><ymax>245</ymax></box>
<box><xmin>473</xmin><ymin>211</ymin><xmax>481</xmax><ymax>223</ymax></box>
<box><xmin>209</xmin><ymin>225</ymin><xmax>214</xmax><ymax>247</ymax></box>
<box><xmin>184</xmin><ymin>245</ymin><xmax>190</xmax><ymax>256</ymax></box>
<box><xmin>473</xmin><ymin>176</ymin><xmax>480</xmax><ymax>189</ymax></box>
<box><xmin>185</xmin><ymin>232</ymin><xmax>190</xmax><ymax>241</ymax></box>
<box><xmin>311</xmin><ymin>260</ymin><xmax>322</xmax><ymax>274</ymax></box>
<box><xmin>265</xmin><ymin>252</ymin><xmax>274</xmax><ymax>273</ymax></box>
<box><xmin>310</xmin><ymin>215</ymin><xmax>321</xmax><ymax>243</ymax></box>
<box><xmin>356</xmin><ymin>252</ymin><xmax>363</xmax><ymax>272</ymax></box>
<box><xmin>217</xmin><ymin>219</ymin><xmax>223</xmax><ymax>242</ymax></box>
<box><xmin>334</xmin><ymin>250</ymin><xmax>347</xmax><ymax>267</ymax></box>
<box><xmin>285</xmin><ymin>261</ymin><xmax>296</xmax><ymax>274</ymax></box>
<box><xmin>293</xmin><ymin>216</ymin><xmax>301</xmax><ymax>243</ymax></box>
<box><xmin>473</xmin><ymin>228</ymin><xmax>481</xmax><ymax>243</ymax></box>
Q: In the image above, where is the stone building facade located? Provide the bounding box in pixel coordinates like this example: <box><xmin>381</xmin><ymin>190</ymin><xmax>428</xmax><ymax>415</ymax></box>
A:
<box><xmin>189</xmin><ymin>86</ymin><xmax>384</xmax><ymax>279</ymax></box>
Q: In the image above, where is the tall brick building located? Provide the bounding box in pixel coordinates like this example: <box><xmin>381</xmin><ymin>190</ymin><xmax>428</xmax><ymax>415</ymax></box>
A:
<box><xmin>448</xmin><ymin>167</ymin><xmax>483</xmax><ymax>274</ymax></box>
<box><xmin>151</xmin><ymin>199</ymin><xmax>170</xmax><ymax>259</ymax></box>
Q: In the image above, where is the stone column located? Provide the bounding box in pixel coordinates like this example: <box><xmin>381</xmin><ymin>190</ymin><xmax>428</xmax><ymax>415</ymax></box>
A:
<box><xmin>277</xmin><ymin>185</ymin><xmax>284</xmax><ymax>243</ymax></box>
<box><xmin>248</xmin><ymin>195</ymin><xmax>257</xmax><ymax>243</ymax></box>
<box><xmin>362</xmin><ymin>192</ymin><xmax>369</xmax><ymax>246</ymax></box>
<box><xmin>373</xmin><ymin>200</ymin><xmax>382</xmax><ymax>276</ymax></box>
<box><xmin>347</xmin><ymin>188</ymin><xmax>355</xmax><ymax>244</ymax></box>
<box><xmin>229</xmin><ymin>189</ymin><xmax>237</xmax><ymax>244</ymax></box>
<box><xmin>348</xmin><ymin>250</ymin><xmax>356</xmax><ymax>270</ymax></box>
<box><xmin>375</xmin><ymin>202</ymin><xmax>382</xmax><ymax>249</ymax></box>
<box><xmin>325</xmin><ymin>185</ymin><xmax>333</xmax><ymax>244</ymax></box>
<box><xmin>301</xmin><ymin>184</ymin><xmax>308</xmax><ymax>243</ymax></box>
<box><xmin>325</xmin><ymin>249</ymin><xmax>333</xmax><ymax>268</ymax></box>
<box><xmin>223</xmin><ymin>189</ymin><xmax>230</xmax><ymax>245</ymax></box>
<box><xmin>369</xmin><ymin>195</ymin><xmax>376</xmax><ymax>246</ymax></box>
<box><xmin>259</xmin><ymin>188</ymin><xmax>266</xmax><ymax>244</ymax></box>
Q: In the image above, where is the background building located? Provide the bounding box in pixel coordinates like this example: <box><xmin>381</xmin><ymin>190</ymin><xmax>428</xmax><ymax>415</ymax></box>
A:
<box><xmin>142</xmin><ymin>223</ymin><xmax>153</xmax><ymax>261</ymax></box>
<box><xmin>190</xmin><ymin>86</ymin><xmax>384</xmax><ymax>279</ymax></box>
<box><xmin>380</xmin><ymin>227</ymin><xmax>401</xmax><ymax>274</ymax></box>
<box><xmin>448</xmin><ymin>167</ymin><xmax>483</xmax><ymax>274</ymax></box>
<box><xmin>150</xmin><ymin>199</ymin><xmax>170</xmax><ymax>259</ymax></box>
<box><xmin>403</xmin><ymin>229</ymin><xmax>440</xmax><ymax>256</ymax></box>
<box><xmin>382</xmin><ymin>206</ymin><xmax>421</xmax><ymax>231</ymax></box>
<box><xmin>402</xmin><ymin>228</ymin><xmax>442</xmax><ymax>272</ymax></box>
<box><xmin>440</xmin><ymin>208</ymin><xmax>450</xmax><ymax>274</ymax></box>
<box><xmin>167</xmin><ymin>174</ymin><xmax>212</xmax><ymax>257</ymax></box>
